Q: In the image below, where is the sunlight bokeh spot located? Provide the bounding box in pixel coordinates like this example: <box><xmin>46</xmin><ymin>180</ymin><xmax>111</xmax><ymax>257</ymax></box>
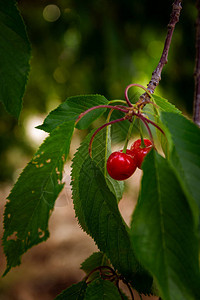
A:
<box><xmin>43</xmin><ymin>5</ymin><xmax>61</xmax><ymax>22</ymax></box>
<box><xmin>25</xmin><ymin>116</ymin><xmax>48</xmax><ymax>147</ymax></box>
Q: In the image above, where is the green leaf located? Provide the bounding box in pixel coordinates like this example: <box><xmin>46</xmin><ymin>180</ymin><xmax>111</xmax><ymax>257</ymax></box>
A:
<box><xmin>0</xmin><ymin>0</ymin><xmax>31</xmax><ymax>118</ymax></box>
<box><xmin>87</xmin><ymin>125</ymin><xmax>124</xmax><ymax>202</ymax></box>
<box><xmin>54</xmin><ymin>281</ymin><xmax>87</xmax><ymax>300</ymax></box>
<box><xmin>84</xmin><ymin>278</ymin><xmax>122</xmax><ymax>300</ymax></box>
<box><xmin>37</xmin><ymin>94</ymin><xmax>108</xmax><ymax>133</ymax></box>
<box><xmin>153</xmin><ymin>95</ymin><xmax>181</xmax><ymax>114</ymax></box>
<box><xmin>130</xmin><ymin>150</ymin><xmax>200</xmax><ymax>300</ymax></box>
<box><xmin>3</xmin><ymin>121</ymin><xmax>75</xmax><ymax>275</ymax></box>
<box><xmin>161</xmin><ymin>112</ymin><xmax>200</xmax><ymax>229</ymax></box>
<box><xmin>142</xmin><ymin>95</ymin><xmax>181</xmax><ymax>157</ymax></box>
<box><xmin>71</xmin><ymin>128</ymin><xmax>124</xmax><ymax>233</ymax></box>
<box><xmin>78</xmin><ymin>157</ymin><xmax>153</xmax><ymax>294</ymax></box>
<box><xmin>81</xmin><ymin>252</ymin><xmax>109</xmax><ymax>275</ymax></box>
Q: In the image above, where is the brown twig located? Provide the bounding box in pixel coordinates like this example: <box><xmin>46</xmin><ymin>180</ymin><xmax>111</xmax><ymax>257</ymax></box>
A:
<box><xmin>137</xmin><ymin>0</ymin><xmax>182</xmax><ymax>106</ymax></box>
<box><xmin>193</xmin><ymin>0</ymin><xmax>200</xmax><ymax>127</ymax></box>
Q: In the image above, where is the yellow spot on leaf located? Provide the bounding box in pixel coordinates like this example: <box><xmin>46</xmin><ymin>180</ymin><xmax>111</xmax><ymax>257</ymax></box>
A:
<box><xmin>7</xmin><ymin>231</ymin><xmax>18</xmax><ymax>241</ymax></box>
<box><xmin>46</xmin><ymin>159</ymin><xmax>51</xmax><ymax>163</ymax></box>
<box><xmin>38</xmin><ymin>228</ymin><xmax>45</xmax><ymax>238</ymax></box>
<box><xmin>55</xmin><ymin>167</ymin><xmax>60</xmax><ymax>176</ymax></box>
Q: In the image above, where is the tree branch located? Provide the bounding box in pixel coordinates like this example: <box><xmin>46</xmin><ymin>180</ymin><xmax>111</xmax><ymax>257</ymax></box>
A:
<box><xmin>193</xmin><ymin>0</ymin><xmax>200</xmax><ymax>127</ymax></box>
<box><xmin>137</xmin><ymin>0</ymin><xmax>182</xmax><ymax>106</ymax></box>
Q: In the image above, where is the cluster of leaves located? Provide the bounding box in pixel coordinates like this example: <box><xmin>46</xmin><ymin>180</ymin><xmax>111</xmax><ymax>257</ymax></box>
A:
<box><xmin>1</xmin><ymin>1</ymin><xmax>200</xmax><ymax>300</ymax></box>
<box><xmin>3</xmin><ymin>90</ymin><xmax>200</xmax><ymax>299</ymax></box>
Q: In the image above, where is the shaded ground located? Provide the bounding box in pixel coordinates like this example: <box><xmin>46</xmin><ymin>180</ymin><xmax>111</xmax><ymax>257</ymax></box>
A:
<box><xmin>0</xmin><ymin>167</ymin><xmax>158</xmax><ymax>300</ymax></box>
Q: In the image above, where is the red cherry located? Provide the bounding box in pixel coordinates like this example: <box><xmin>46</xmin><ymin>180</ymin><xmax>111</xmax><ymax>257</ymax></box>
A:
<box><xmin>130</xmin><ymin>138</ymin><xmax>153</xmax><ymax>169</ymax></box>
<box><xmin>107</xmin><ymin>150</ymin><xmax>137</xmax><ymax>180</ymax></box>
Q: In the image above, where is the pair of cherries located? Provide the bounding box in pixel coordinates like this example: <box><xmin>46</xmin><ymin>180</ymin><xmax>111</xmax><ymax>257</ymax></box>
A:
<box><xmin>107</xmin><ymin>139</ymin><xmax>152</xmax><ymax>181</ymax></box>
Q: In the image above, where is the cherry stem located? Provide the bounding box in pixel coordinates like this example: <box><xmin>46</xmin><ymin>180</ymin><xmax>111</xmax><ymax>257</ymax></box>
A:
<box><xmin>140</xmin><ymin>114</ymin><xmax>165</xmax><ymax>136</ymax></box>
<box><xmin>139</xmin><ymin>122</ymin><xmax>146</xmax><ymax>148</ymax></box>
<box><xmin>125</xmin><ymin>83</ymin><xmax>153</xmax><ymax>109</ymax></box>
<box><xmin>75</xmin><ymin>105</ymin><xmax>129</xmax><ymax>125</ymax></box>
<box><xmin>109</xmin><ymin>100</ymin><xmax>127</xmax><ymax>105</ymax></box>
<box><xmin>124</xmin><ymin>85</ymin><xmax>134</xmax><ymax>107</ymax></box>
<box><xmin>89</xmin><ymin>117</ymin><xmax>127</xmax><ymax>157</ymax></box>
<box><xmin>104</xmin><ymin>109</ymin><xmax>114</xmax><ymax>177</ymax></box>
<box><xmin>122</xmin><ymin>116</ymin><xmax>136</xmax><ymax>153</ymax></box>
<box><xmin>140</xmin><ymin>118</ymin><xmax>154</xmax><ymax>147</ymax></box>
<box><xmin>126</xmin><ymin>83</ymin><xmax>152</xmax><ymax>101</ymax></box>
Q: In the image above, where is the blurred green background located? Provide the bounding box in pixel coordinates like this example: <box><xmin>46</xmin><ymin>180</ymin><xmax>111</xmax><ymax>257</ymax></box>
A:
<box><xmin>0</xmin><ymin>0</ymin><xmax>197</xmax><ymax>183</ymax></box>
<box><xmin>0</xmin><ymin>1</ymin><xmax>197</xmax><ymax>299</ymax></box>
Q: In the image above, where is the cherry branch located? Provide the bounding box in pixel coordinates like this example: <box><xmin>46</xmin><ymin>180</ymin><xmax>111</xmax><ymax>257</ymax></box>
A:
<box><xmin>137</xmin><ymin>0</ymin><xmax>182</xmax><ymax>106</ymax></box>
<box><xmin>193</xmin><ymin>0</ymin><xmax>200</xmax><ymax>127</ymax></box>
<box><xmin>147</xmin><ymin>0</ymin><xmax>182</xmax><ymax>93</ymax></box>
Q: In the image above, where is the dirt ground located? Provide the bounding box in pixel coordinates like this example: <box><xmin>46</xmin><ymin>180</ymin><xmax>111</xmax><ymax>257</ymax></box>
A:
<box><xmin>0</xmin><ymin>166</ymin><xmax>158</xmax><ymax>300</ymax></box>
